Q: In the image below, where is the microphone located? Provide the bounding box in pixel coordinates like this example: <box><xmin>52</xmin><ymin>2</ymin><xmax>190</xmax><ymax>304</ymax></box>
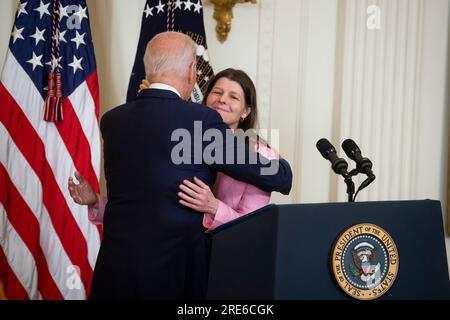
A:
<box><xmin>316</xmin><ymin>138</ymin><xmax>349</xmax><ymax>178</ymax></box>
<box><xmin>341</xmin><ymin>139</ymin><xmax>374</xmax><ymax>177</ymax></box>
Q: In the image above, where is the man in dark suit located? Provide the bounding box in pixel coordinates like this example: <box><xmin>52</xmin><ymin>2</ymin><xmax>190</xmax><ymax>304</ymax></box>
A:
<box><xmin>89</xmin><ymin>31</ymin><xmax>292</xmax><ymax>299</ymax></box>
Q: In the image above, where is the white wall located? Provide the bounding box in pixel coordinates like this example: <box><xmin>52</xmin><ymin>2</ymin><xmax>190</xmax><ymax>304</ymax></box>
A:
<box><xmin>1</xmin><ymin>0</ymin><xmax>449</xmax><ymax>273</ymax></box>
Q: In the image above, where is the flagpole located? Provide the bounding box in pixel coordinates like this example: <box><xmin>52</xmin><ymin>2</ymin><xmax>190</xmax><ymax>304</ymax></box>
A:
<box><xmin>0</xmin><ymin>278</ymin><xmax>6</xmax><ymax>300</ymax></box>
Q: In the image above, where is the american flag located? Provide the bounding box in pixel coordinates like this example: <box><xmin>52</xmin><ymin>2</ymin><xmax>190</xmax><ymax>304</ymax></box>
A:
<box><xmin>127</xmin><ymin>0</ymin><xmax>214</xmax><ymax>103</ymax></box>
<box><xmin>0</xmin><ymin>0</ymin><xmax>101</xmax><ymax>299</ymax></box>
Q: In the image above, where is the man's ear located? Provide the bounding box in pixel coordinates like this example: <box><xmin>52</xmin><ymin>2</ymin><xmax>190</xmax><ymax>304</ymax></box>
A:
<box><xmin>189</xmin><ymin>61</ymin><xmax>197</xmax><ymax>86</ymax></box>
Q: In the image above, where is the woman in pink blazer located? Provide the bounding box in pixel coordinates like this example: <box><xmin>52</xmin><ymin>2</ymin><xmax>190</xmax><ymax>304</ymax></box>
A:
<box><xmin>68</xmin><ymin>69</ymin><xmax>279</xmax><ymax>231</ymax></box>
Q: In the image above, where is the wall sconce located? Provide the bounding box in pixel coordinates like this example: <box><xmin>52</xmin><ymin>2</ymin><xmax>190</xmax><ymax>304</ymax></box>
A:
<box><xmin>210</xmin><ymin>0</ymin><xmax>257</xmax><ymax>43</ymax></box>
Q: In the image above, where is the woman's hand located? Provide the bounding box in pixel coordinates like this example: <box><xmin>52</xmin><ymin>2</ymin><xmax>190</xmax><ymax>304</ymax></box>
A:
<box><xmin>178</xmin><ymin>177</ymin><xmax>218</xmax><ymax>215</ymax></box>
<box><xmin>68</xmin><ymin>171</ymin><xmax>99</xmax><ymax>209</ymax></box>
<box><xmin>138</xmin><ymin>79</ymin><xmax>150</xmax><ymax>94</ymax></box>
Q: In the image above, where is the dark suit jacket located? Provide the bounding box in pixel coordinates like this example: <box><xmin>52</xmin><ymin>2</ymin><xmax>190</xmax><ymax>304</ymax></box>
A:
<box><xmin>89</xmin><ymin>88</ymin><xmax>292</xmax><ymax>299</ymax></box>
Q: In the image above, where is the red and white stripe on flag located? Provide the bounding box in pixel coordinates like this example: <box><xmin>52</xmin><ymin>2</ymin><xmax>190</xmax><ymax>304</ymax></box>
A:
<box><xmin>0</xmin><ymin>0</ymin><xmax>101</xmax><ymax>299</ymax></box>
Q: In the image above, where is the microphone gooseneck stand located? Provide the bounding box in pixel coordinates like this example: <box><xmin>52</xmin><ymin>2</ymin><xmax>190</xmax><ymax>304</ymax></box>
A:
<box><xmin>343</xmin><ymin>171</ymin><xmax>355</xmax><ymax>203</ymax></box>
<box><xmin>346</xmin><ymin>168</ymin><xmax>376</xmax><ymax>202</ymax></box>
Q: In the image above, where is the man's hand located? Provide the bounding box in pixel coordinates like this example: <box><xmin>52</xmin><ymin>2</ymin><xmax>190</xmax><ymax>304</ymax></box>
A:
<box><xmin>68</xmin><ymin>171</ymin><xmax>99</xmax><ymax>209</ymax></box>
<box><xmin>178</xmin><ymin>177</ymin><xmax>218</xmax><ymax>215</ymax></box>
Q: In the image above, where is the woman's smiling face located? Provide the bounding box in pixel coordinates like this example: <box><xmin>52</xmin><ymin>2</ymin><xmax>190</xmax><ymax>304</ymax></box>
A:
<box><xmin>206</xmin><ymin>77</ymin><xmax>250</xmax><ymax>129</ymax></box>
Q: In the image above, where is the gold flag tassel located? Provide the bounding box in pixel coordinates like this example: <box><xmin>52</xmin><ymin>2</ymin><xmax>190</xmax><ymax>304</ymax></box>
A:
<box><xmin>44</xmin><ymin>72</ymin><xmax>56</xmax><ymax>121</ymax></box>
<box><xmin>44</xmin><ymin>0</ymin><xmax>63</xmax><ymax>122</ymax></box>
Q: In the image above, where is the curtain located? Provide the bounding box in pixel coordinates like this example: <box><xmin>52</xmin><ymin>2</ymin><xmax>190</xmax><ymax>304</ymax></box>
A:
<box><xmin>447</xmin><ymin>136</ymin><xmax>450</xmax><ymax>235</ymax></box>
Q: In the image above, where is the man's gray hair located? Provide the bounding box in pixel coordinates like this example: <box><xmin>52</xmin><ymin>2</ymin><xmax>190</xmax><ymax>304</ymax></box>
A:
<box><xmin>144</xmin><ymin>31</ymin><xmax>197</xmax><ymax>79</ymax></box>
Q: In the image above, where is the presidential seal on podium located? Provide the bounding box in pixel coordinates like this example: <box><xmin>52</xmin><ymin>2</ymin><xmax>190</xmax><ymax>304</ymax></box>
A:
<box><xmin>331</xmin><ymin>223</ymin><xmax>399</xmax><ymax>300</ymax></box>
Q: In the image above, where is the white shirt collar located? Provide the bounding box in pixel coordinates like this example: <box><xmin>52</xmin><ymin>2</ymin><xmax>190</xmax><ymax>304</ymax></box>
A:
<box><xmin>149</xmin><ymin>83</ymin><xmax>181</xmax><ymax>98</ymax></box>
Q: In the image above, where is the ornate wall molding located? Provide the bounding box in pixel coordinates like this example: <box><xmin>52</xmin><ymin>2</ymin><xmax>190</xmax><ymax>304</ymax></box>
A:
<box><xmin>255</xmin><ymin>0</ymin><xmax>275</xmax><ymax>133</ymax></box>
<box><xmin>210</xmin><ymin>0</ymin><xmax>257</xmax><ymax>42</ymax></box>
<box><xmin>291</xmin><ymin>0</ymin><xmax>310</xmax><ymax>202</ymax></box>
